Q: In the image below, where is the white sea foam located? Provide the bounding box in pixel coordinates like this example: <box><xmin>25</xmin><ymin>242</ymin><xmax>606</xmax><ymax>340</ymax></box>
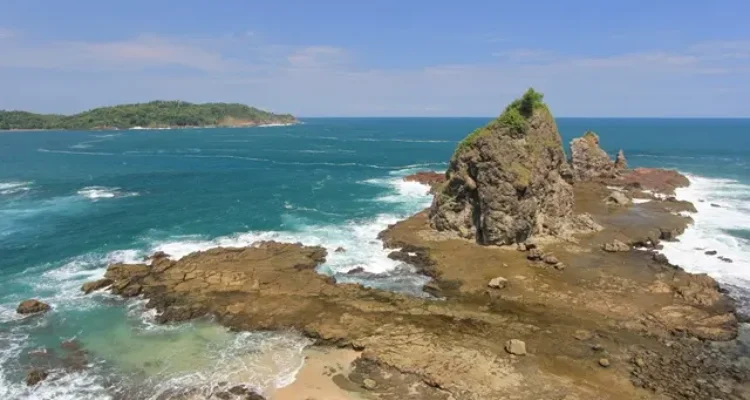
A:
<box><xmin>77</xmin><ymin>186</ymin><xmax>139</xmax><ymax>200</ymax></box>
<box><xmin>0</xmin><ymin>181</ymin><xmax>32</xmax><ymax>195</ymax></box>
<box><xmin>659</xmin><ymin>175</ymin><xmax>750</xmax><ymax>291</ymax></box>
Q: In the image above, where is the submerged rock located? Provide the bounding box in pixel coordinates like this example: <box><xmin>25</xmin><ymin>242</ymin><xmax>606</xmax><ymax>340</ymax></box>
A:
<box><xmin>570</xmin><ymin>131</ymin><xmax>620</xmax><ymax>182</ymax></box>
<box><xmin>430</xmin><ymin>89</ymin><xmax>582</xmax><ymax>245</ymax></box>
<box><xmin>17</xmin><ymin>299</ymin><xmax>50</xmax><ymax>314</ymax></box>
<box><xmin>25</xmin><ymin>368</ymin><xmax>48</xmax><ymax>386</ymax></box>
<box><xmin>618</xmin><ymin>168</ymin><xmax>689</xmax><ymax>195</ymax></box>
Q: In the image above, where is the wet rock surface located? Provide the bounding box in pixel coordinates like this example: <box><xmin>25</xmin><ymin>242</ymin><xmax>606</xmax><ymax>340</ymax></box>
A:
<box><xmin>16</xmin><ymin>299</ymin><xmax>51</xmax><ymax>314</ymax></box>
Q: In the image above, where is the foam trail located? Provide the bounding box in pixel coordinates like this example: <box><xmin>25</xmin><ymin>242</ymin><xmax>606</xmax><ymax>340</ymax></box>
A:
<box><xmin>0</xmin><ymin>181</ymin><xmax>32</xmax><ymax>195</ymax></box>
<box><xmin>77</xmin><ymin>186</ymin><xmax>139</xmax><ymax>200</ymax></box>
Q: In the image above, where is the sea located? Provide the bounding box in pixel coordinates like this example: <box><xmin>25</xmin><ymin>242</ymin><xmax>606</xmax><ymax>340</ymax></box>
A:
<box><xmin>0</xmin><ymin>117</ymin><xmax>748</xmax><ymax>399</ymax></box>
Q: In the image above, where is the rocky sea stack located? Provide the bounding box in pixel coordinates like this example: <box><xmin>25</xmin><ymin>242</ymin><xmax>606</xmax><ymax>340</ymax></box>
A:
<box><xmin>430</xmin><ymin>89</ymin><xmax>585</xmax><ymax>245</ymax></box>
<box><xmin>570</xmin><ymin>131</ymin><xmax>626</xmax><ymax>182</ymax></box>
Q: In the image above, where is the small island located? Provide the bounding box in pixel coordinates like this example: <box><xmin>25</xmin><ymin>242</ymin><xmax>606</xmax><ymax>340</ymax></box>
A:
<box><xmin>0</xmin><ymin>100</ymin><xmax>297</xmax><ymax>130</ymax></box>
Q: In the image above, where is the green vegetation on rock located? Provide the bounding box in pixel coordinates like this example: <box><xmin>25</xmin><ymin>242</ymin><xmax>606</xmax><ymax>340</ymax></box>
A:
<box><xmin>454</xmin><ymin>88</ymin><xmax>547</xmax><ymax>154</ymax></box>
<box><xmin>0</xmin><ymin>101</ymin><xmax>297</xmax><ymax>130</ymax></box>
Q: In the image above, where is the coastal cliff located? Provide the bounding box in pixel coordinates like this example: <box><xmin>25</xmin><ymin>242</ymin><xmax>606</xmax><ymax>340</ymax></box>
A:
<box><xmin>66</xmin><ymin>91</ymin><xmax>747</xmax><ymax>400</ymax></box>
<box><xmin>0</xmin><ymin>101</ymin><xmax>297</xmax><ymax>130</ymax></box>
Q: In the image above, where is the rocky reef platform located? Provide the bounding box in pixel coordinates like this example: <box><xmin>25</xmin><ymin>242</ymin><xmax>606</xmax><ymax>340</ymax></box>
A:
<box><xmin>59</xmin><ymin>90</ymin><xmax>749</xmax><ymax>400</ymax></box>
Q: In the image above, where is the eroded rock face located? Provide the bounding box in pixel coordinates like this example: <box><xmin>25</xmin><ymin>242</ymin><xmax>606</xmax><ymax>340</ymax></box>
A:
<box><xmin>430</xmin><ymin>93</ymin><xmax>578</xmax><ymax>245</ymax></box>
<box><xmin>614</xmin><ymin>149</ymin><xmax>627</xmax><ymax>170</ymax></box>
<box><xmin>570</xmin><ymin>131</ymin><xmax>620</xmax><ymax>182</ymax></box>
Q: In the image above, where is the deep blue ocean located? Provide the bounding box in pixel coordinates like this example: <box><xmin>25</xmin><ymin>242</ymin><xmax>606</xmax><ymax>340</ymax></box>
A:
<box><xmin>1</xmin><ymin>118</ymin><xmax>749</xmax><ymax>399</ymax></box>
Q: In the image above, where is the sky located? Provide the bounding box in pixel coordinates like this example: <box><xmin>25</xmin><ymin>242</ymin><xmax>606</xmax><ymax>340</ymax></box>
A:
<box><xmin>0</xmin><ymin>0</ymin><xmax>748</xmax><ymax>117</ymax></box>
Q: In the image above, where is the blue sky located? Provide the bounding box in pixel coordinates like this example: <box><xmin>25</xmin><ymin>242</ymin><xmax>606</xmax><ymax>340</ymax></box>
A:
<box><xmin>0</xmin><ymin>0</ymin><xmax>748</xmax><ymax>116</ymax></box>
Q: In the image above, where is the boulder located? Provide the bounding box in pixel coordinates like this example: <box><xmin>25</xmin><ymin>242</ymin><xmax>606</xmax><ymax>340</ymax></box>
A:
<box><xmin>704</xmin><ymin>250</ymin><xmax>717</xmax><ymax>256</ymax></box>
<box><xmin>598</xmin><ymin>358</ymin><xmax>611</xmax><ymax>368</ymax></box>
<box><xmin>430</xmin><ymin>89</ymin><xmax>582</xmax><ymax>245</ymax></box>
<box><xmin>602</xmin><ymin>240</ymin><xmax>629</xmax><ymax>252</ymax></box>
<box><xmin>16</xmin><ymin>299</ymin><xmax>51</xmax><ymax>314</ymax></box>
<box><xmin>334</xmin><ymin>247</ymin><xmax>346</xmax><ymax>253</ymax></box>
<box><xmin>543</xmin><ymin>255</ymin><xmax>559</xmax><ymax>265</ymax></box>
<box><xmin>81</xmin><ymin>278</ymin><xmax>113</xmax><ymax>294</ymax></box>
<box><xmin>718</xmin><ymin>256</ymin><xmax>733</xmax><ymax>263</ymax></box>
<box><xmin>570</xmin><ymin>131</ymin><xmax>619</xmax><ymax>182</ymax></box>
<box><xmin>505</xmin><ymin>339</ymin><xmax>527</xmax><ymax>355</ymax></box>
<box><xmin>652</xmin><ymin>253</ymin><xmax>670</xmax><ymax>265</ymax></box>
<box><xmin>25</xmin><ymin>368</ymin><xmax>48</xmax><ymax>386</ymax></box>
<box><xmin>487</xmin><ymin>277</ymin><xmax>508</xmax><ymax>289</ymax></box>
<box><xmin>527</xmin><ymin>249</ymin><xmax>544</xmax><ymax>261</ymax></box>
<box><xmin>614</xmin><ymin>149</ymin><xmax>627</xmax><ymax>170</ymax></box>
<box><xmin>362</xmin><ymin>378</ymin><xmax>378</xmax><ymax>390</ymax></box>
<box><xmin>346</xmin><ymin>267</ymin><xmax>365</xmax><ymax>275</ymax></box>
<box><xmin>710</xmin><ymin>203</ymin><xmax>721</xmax><ymax>208</ymax></box>
<box><xmin>606</xmin><ymin>191</ymin><xmax>631</xmax><ymax>205</ymax></box>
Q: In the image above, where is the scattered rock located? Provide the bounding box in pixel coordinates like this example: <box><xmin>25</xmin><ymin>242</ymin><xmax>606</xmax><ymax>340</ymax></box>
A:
<box><xmin>710</xmin><ymin>203</ymin><xmax>721</xmax><ymax>208</ymax></box>
<box><xmin>570</xmin><ymin>131</ymin><xmax>620</xmax><ymax>182</ymax></box>
<box><xmin>602</xmin><ymin>240</ymin><xmax>629</xmax><ymax>252</ymax></box>
<box><xmin>573</xmin><ymin>330</ymin><xmax>594</xmax><ymax>341</ymax></box>
<box><xmin>527</xmin><ymin>249</ymin><xmax>544</xmax><ymax>261</ymax></box>
<box><xmin>718</xmin><ymin>256</ymin><xmax>733</xmax><ymax>263</ymax></box>
<box><xmin>516</xmin><ymin>243</ymin><xmax>527</xmax><ymax>252</ymax></box>
<box><xmin>591</xmin><ymin>344</ymin><xmax>604</xmax><ymax>352</ymax></box>
<box><xmin>554</xmin><ymin>263</ymin><xmax>566</xmax><ymax>271</ymax></box>
<box><xmin>704</xmin><ymin>250</ymin><xmax>717</xmax><ymax>256</ymax></box>
<box><xmin>598</xmin><ymin>358</ymin><xmax>610</xmax><ymax>368</ymax></box>
<box><xmin>523</xmin><ymin>239</ymin><xmax>538</xmax><ymax>250</ymax></box>
<box><xmin>659</xmin><ymin>227</ymin><xmax>683</xmax><ymax>241</ymax></box>
<box><xmin>430</xmin><ymin>90</ymin><xmax>581</xmax><ymax>245</ymax></box>
<box><xmin>505</xmin><ymin>339</ymin><xmax>527</xmax><ymax>356</ymax></box>
<box><xmin>334</xmin><ymin>247</ymin><xmax>346</xmax><ymax>253</ymax></box>
<box><xmin>25</xmin><ymin>368</ymin><xmax>48</xmax><ymax>386</ymax></box>
<box><xmin>346</xmin><ymin>267</ymin><xmax>365</xmax><ymax>275</ymax></box>
<box><xmin>606</xmin><ymin>190</ymin><xmax>631</xmax><ymax>205</ymax></box>
<box><xmin>487</xmin><ymin>277</ymin><xmax>508</xmax><ymax>289</ymax></box>
<box><xmin>362</xmin><ymin>378</ymin><xmax>378</xmax><ymax>390</ymax></box>
<box><xmin>81</xmin><ymin>278</ymin><xmax>113</xmax><ymax>294</ymax></box>
<box><xmin>543</xmin><ymin>255</ymin><xmax>559</xmax><ymax>265</ymax></box>
<box><xmin>16</xmin><ymin>299</ymin><xmax>51</xmax><ymax>314</ymax></box>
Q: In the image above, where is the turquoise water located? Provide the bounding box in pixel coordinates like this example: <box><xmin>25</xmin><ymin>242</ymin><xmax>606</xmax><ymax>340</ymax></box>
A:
<box><xmin>1</xmin><ymin>118</ymin><xmax>749</xmax><ymax>398</ymax></box>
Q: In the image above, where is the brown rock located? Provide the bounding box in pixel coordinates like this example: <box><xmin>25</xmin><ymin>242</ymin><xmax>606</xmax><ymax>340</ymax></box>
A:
<box><xmin>570</xmin><ymin>131</ymin><xmax>619</xmax><ymax>182</ymax></box>
<box><xmin>487</xmin><ymin>277</ymin><xmax>508</xmax><ymax>289</ymax></box>
<box><xmin>16</xmin><ymin>299</ymin><xmax>50</xmax><ymax>314</ymax></box>
<box><xmin>598</xmin><ymin>358</ymin><xmax>610</xmax><ymax>368</ymax></box>
<box><xmin>527</xmin><ymin>248</ymin><xmax>544</xmax><ymax>261</ymax></box>
<box><xmin>505</xmin><ymin>339</ymin><xmax>527</xmax><ymax>355</ymax></box>
<box><xmin>543</xmin><ymin>255</ymin><xmax>559</xmax><ymax>265</ymax></box>
<box><xmin>81</xmin><ymin>278</ymin><xmax>113</xmax><ymax>294</ymax></box>
<box><xmin>617</xmin><ymin>168</ymin><xmax>689</xmax><ymax>195</ymax></box>
<box><xmin>602</xmin><ymin>240</ymin><xmax>629</xmax><ymax>252</ymax></box>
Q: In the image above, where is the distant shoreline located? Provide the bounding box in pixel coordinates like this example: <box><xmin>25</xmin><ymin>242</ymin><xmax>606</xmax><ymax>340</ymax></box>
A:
<box><xmin>0</xmin><ymin>121</ymin><xmax>300</xmax><ymax>133</ymax></box>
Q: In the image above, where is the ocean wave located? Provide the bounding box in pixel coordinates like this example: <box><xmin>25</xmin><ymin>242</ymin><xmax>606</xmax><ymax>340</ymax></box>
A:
<box><xmin>0</xmin><ymin>181</ymin><xmax>32</xmax><ymax>196</ymax></box>
<box><xmin>77</xmin><ymin>187</ymin><xmax>139</xmax><ymax>200</ymax></box>
<box><xmin>658</xmin><ymin>174</ymin><xmax>750</xmax><ymax>305</ymax></box>
<box><xmin>38</xmin><ymin>149</ymin><xmax>116</xmax><ymax>156</ymax></box>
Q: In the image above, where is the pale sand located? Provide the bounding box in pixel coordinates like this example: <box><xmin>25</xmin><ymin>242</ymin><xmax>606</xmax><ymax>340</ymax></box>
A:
<box><xmin>271</xmin><ymin>347</ymin><xmax>365</xmax><ymax>400</ymax></box>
